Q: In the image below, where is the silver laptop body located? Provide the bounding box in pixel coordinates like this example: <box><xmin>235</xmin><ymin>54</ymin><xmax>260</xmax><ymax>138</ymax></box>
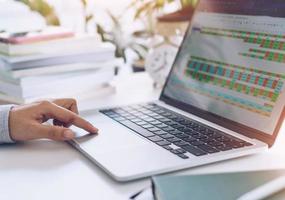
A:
<box><xmin>70</xmin><ymin>0</ymin><xmax>285</xmax><ymax>181</ymax></box>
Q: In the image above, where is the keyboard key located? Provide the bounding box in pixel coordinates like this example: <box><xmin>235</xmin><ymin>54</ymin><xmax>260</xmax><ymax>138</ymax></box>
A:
<box><xmin>163</xmin><ymin>146</ymin><xmax>173</xmax><ymax>150</ymax></box>
<box><xmin>141</xmin><ymin>124</ymin><xmax>154</xmax><ymax>129</ymax></box>
<box><xmin>177</xmin><ymin>126</ymin><xmax>189</xmax><ymax>132</ymax></box>
<box><xmin>154</xmin><ymin>130</ymin><xmax>168</xmax><ymax>135</ymax></box>
<box><xmin>150</xmin><ymin>120</ymin><xmax>162</xmax><ymax>125</ymax></box>
<box><xmin>140</xmin><ymin>115</ymin><xmax>151</xmax><ymax>120</ymax></box>
<box><xmin>182</xmin><ymin>145</ymin><xmax>207</xmax><ymax>156</ymax></box>
<box><xmin>162</xmin><ymin>127</ymin><xmax>176</xmax><ymax>132</ymax></box>
<box><xmin>173</xmin><ymin>118</ymin><xmax>186</xmax><ymax>123</ymax></box>
<box><xmin>177</xmin><ymin>154</ymin><xmax>189</xmax><ymax>159</ymax></box>
<box><xmin>131</xmin><ymin>119</ymin><xmax>144</xmax><ymax>123</ymax></box>
<box><xmin>192</xmin><ymin>126</ymin><xmax>200</xmax><ymax>131</ymax></box>
<box><xmin>207</xmin><ymin>140</ymin><xmax>223</xmax><ymax>147</ymax></box>
<box><xmin>161</xmin><ymin>134</ymin><xmax>175</xmax><ymax>139</ymax></box>
<box><xmin>206</xmin><ymin>129</ymin><xmax>215</xmax><ymax>135</ymax></box>
<box><xmin>183</xmin><ymin>137</ymin><xmax>197</xmax><ymax>143</ymax></box>
<box><xmin>164</xmin><ymin>121</ymin><xmax>177</xmax><ymax>126</ymax></box>
<box><xmin>135</xmin><ymin>121</ymin><xmax>148</xmax><ymax>126</ymax></box>
<box><xmin>185</xmin><ymin>130</ymin><xmax>198</xmax><ymax>136</ymax></box>
<box><xmin>128</xmin><ymin>111</ymin><xmax>141</xmax><ymax>116</ymax></box>
<box><xmin>216</xmin><ymin>136</ymin><xmax>231</xmax><ymax>142</ymax></box>
<box><xmin>167</xmin><ymin>137</ymin><xmax>181</xmax><ymax>143</ymax></box>
<box><xmin>230</xmin><ymin>142</ymin><xmax>245</xmax><ymax>148</ymax></box>
<box><xmin>148</xmin><ymin>136</ymin><xmax>164</xmax><ymax>142</ymax></box>
<box><xmin>190</xmin><ymin>140</ymin><xmax>204</xmax><ymax>146</ymax></box>
<box><xmin>174</xmin><ymin>141</ymin><xmax>189</xmax><ymax>147</ymax></box>
<box><xmin>170</xmin><ymin>149</ymin><xmax>182</xmax><ymax>154</ymax></box>
<box><xmin>159</xmin><ymin>118</ymin><xmax>172</xmax><ymax>123</ymax></box>
<box><xmin>125</xmin><ymin>115</ymin><xmax>137</xmax><ymax>120</ymax></box>
<box><xmin>119</xmin><ymin>112</ymin><xmax>132</xmax><ymax>117</ymax></box>
<box><xmin>229</xmin><ymin>136</ymin><xmax>246</xmax><ymax>143</ymax></box>
<box><xmin>212</xmin><ymin>132</ymin><xmax>224</xmax><ymax>138</ymax></box>
<box><xmin>198</xmin><ymin>144</ymin><xmax>219</xmax><ymax>154</ymax></box>
<box><xmin>141</xmin><ymin>110</ymin><xmax>153</xmax><ymax>115</ymax></box>
<box><xmin>156</xmin><ymin>140</ymin><xmax>171</xmax><ymax>146</ymax></box>
<box><xmin>200</xmin><ymin>137</ymin><xmax>214</xmax><ymax>143</ymax></box>
<box><xmin>176</xmin><ymin>148</ymin><xmax>187</xmax><ymax>154</ymax></box>
<box><xmin>112</xmin><ymin>116</ymin><xmax>125</xmax><ymax>121</ymax></box>
<box><xmin>176</xmin><ymin>133</ymin><xmax>189</xmax><ymax>139</ymax></box>
<box><xmin>155</xmin><ymin>110</ymin><xmax>166</xmax><ymax>114</ymax></box>
<box><xmin>147</xmin><ymin>127</ymin><xmax>161</xmax><ymax>132</ymax></box>
<box><xmin>198</xmin><ymin>127</ymin><xmax>206</xmax><ymax>132</ymax></box>
<box><xmin>180</xmin><ymin>120</ymin><xmax>192</xmax><ymax>125</ymax></box>
<box><xmin>156</xmin><ymin>123</ymin><xmax>168</xmax><ymax>128</ymax></box>
<box><xmin>172</xmin><ymin>124</ymin><xmax>185</xmax><ymax>130</ymax></box>
<box><xmin>192</xmin><ymin>134</ymin><xmax>207</xmax><ymax>140</ymax></box>
<box><xmin>119</xmin><ymin>120</ymin><xmax>155</xmax><ymax>137</ymax></box>
<box><xmin>161</xmin><ymin>112</ymin><xmax>172</xmax><ymax>117</ymax></box>
<box><xmin>144</xmin><ymin>117</ymin><xmax>156</xmax><ymax>122</ymax></box>
<box><xmin>216</xmin><ymin>145</ymin><xmax>232</xmax><ymax>151</ymax></box>
<box><xmin>168</xmin><ymin>115</ymin><xmax>178</xmax><ymax>120</ymax></box>
<box><xmin>171</xmin><ymin>130</ymin><xmax>184</xmax><ymax>136</ymax></box>
<box><xmin>153</xmin><ymin>115</ymin><xmax>165</xmax><ymax>120</ymax></box>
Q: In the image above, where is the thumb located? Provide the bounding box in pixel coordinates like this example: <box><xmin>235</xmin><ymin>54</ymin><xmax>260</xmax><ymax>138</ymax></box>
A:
<box><xmin>37</xmin><ymin>124</ymin><xmax>75</xmax><ymax>141</ymax></box>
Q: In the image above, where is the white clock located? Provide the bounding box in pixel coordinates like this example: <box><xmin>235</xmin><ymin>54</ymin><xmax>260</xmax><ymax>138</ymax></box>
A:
<box><xmin>145</xmin><ymin>42</ymin><xmax>179</xmax><ymax>87</ymax></box>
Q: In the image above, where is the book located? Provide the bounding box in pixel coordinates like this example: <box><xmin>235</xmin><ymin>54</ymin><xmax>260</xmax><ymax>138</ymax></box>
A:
<box><xmin>150</xmin><ymin>170</ymin><xmax>285</xmax><ymax>200</ymax></box>
<box><xmin>0</xmin><ymin>66</ymin><xmax>115</xmax><ymax>101</ymax></box>
<box><xmin>0</xmin><ymin>33</ymin><xmax>102</xmax><ymax>56</ymax></box>
<box><xmin>0</xmin><ymin>59</ymin><xmax>122</xmax><ymax>79</ymax></box>
<box><xmin>0</xmin><ymin>44</ymin><xmax>115</xmax><ymax>70</ymax></box>
<box><xmin>0</xmin><ymin>26</ymin><xmax>74</xmax><ymax>44</ymax></box>
<box><xmin>0</xmin><ymin>83</ymin><xmax>116</xmax><ymax>105</ymax></box>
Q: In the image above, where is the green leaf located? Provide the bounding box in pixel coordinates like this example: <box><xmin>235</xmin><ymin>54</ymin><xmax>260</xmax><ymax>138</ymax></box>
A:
<box><xmin>96</xmin><ymin>24</ymin><xmax>107</xmax><ymax>41</ymax></box>
<box><xmin>19</xmin><ymin>0</ymin><xmax>60</xmax><ymax>26</ymax></box>
<box><xmin>115</xmin><ymin>47</ymin><xmax>127</xmax><ymax>62</ymax></box>
<box><xmin>81</xmin><ymin>0</ymin><xmax>87</xmax><ymax>8</ymax></box>
<box><xmin>134</xmin><ymin>1</ymin><xmax>154</xmax><ymax>19</ymax></box>
<box><xmin>85</xmin><ymin>14</ymin><xmax>93</xmax><ymax>23</ymax></box>
<box><xmin>107</xmin><ymin>10</ymin><xmax>120</xmax><ymax>27</ymax></box>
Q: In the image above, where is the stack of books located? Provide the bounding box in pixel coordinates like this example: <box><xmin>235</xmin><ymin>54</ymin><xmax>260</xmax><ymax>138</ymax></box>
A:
<box><xmin>0</xmin><ymin>26</ymin><xmax>120</xmax><ymax>104</ymax></box>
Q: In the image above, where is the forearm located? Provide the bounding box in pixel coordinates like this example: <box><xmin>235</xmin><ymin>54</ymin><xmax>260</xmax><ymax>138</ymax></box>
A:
<box><xmin>0</xmin><ymin>105</ymin><xmax>15</xmax><ymax>143</ymax></box>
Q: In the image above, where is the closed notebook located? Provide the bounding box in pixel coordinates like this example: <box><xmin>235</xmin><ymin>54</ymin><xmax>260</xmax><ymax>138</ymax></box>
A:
<box><xmin>151</xmin><ymin>170</ymin><xmax>285</xmax><ymax>200</ymax></box>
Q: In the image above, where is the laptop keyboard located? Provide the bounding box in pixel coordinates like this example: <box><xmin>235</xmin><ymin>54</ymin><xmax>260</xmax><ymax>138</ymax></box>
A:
<box><xmin>100</xmin><ymin>103</ymin><xmax>253</xmax><ymax>159</ymax></box>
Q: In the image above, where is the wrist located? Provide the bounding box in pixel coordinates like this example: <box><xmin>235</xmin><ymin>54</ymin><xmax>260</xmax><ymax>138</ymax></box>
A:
<box><xmin>0</xmin><ymin>104</ymin><xmax>16</xmax><ymax>143</ymax></box>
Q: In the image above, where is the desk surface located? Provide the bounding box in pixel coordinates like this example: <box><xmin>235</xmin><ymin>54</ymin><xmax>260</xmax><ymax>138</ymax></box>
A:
<box><xmin>1</xmin><ymin>73</ymin><xmax>284</xmax><ymax>200</ymax></box>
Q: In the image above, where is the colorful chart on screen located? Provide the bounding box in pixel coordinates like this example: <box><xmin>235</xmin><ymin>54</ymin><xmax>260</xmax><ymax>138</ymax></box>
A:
<box><xmin>163</xmin><ymin>7</ymin><xmax>285</xmax><ymax>135</ymax></box>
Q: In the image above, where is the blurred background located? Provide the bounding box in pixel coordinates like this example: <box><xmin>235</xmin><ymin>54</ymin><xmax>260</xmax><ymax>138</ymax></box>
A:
<box><xmin>0</xmin><ymin>0</ymin><xmax>198</xmax><ymax>105</ymax></box>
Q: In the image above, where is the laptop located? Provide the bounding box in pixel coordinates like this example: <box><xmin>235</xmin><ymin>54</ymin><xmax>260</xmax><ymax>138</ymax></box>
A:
<box><xmin>69</xmin><ymin>0</ymin><xmax>285</xmax><ymax>181</ymax></box>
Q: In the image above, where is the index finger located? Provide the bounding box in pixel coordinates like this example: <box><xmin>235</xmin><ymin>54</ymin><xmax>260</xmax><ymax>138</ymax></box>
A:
<box><xmin>45</xmin><ymin>102</ymin><xmax>98</xmax><ymax>134</ymax></box>
<box><xmin>72</xmin><ymin>115</ymin><xmax>98</xmax><ymax>134</ymax></box>
<box><xmin>51</xmin><ymin>98</ymin><xmax>79</xmax><ymax>114</ymax></box>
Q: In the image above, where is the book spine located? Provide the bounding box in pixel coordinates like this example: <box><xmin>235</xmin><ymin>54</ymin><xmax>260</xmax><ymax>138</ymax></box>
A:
<box><xmin>9</xmin><ymin>51</ymin><xmax>115</xmax><ymax>70</ymax></box>
<box><xmin>151</xmin><ymin>177</ymin><xmax>160</xmax><ymax>200</ymax></box>
<box><xmin>5</xmin><ymin>32</ymin><xmax>75</xmax><ymax>45</ymax></box>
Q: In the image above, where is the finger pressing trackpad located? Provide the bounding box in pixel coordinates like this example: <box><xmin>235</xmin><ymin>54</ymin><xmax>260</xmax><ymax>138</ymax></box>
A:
<box><xmin>70</xmin><ymin>125</ymin><xmax>95</xmax><ymax>139</ymax></box>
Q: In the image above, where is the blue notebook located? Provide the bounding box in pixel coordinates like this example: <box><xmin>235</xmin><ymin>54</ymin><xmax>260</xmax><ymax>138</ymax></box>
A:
<box><xmin>150</xmin><ymin>170</ymin><xmax>285</xmax><ymax>200</ymax></box>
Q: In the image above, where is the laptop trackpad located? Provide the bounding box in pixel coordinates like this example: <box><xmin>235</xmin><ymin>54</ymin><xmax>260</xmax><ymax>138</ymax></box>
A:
<box><xmin>71</xmin><ymin>112</ymin><xmax>151</xmax><ymax>155</ymax></box>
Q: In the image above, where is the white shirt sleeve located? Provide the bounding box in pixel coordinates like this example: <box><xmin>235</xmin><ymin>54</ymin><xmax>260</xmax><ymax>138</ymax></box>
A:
<box><xmin>0</xmin><ymin>105</ymin><xmax>15</xmax><ymax>143</ymax></box>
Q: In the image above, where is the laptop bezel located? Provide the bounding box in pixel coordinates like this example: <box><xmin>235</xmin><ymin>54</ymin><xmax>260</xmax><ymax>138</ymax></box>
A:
<box><xmin>159</xmin><ymin>0</ymin><xmax>285</xmax><ymax>147</ymax></box>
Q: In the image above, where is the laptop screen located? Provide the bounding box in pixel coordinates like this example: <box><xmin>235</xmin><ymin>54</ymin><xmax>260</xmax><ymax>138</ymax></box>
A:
<box><xmin>162</xmin><ymin>0</ymin><xmax>285</xmax><ymax>137</ymax></box>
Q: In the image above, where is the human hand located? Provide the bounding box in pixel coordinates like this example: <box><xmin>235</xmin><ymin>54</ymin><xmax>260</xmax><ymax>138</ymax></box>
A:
<box><xmin>9</xmin><ymin>99</ymin><xmax>98</xmax><ymax>142</ymax></box>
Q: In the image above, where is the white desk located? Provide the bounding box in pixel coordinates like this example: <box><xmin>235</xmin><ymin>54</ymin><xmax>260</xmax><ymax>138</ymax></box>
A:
<box><xmin>1</xmin><ymin>72</ymin><xmax>285</xmax><ymax>200</ymax></box>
